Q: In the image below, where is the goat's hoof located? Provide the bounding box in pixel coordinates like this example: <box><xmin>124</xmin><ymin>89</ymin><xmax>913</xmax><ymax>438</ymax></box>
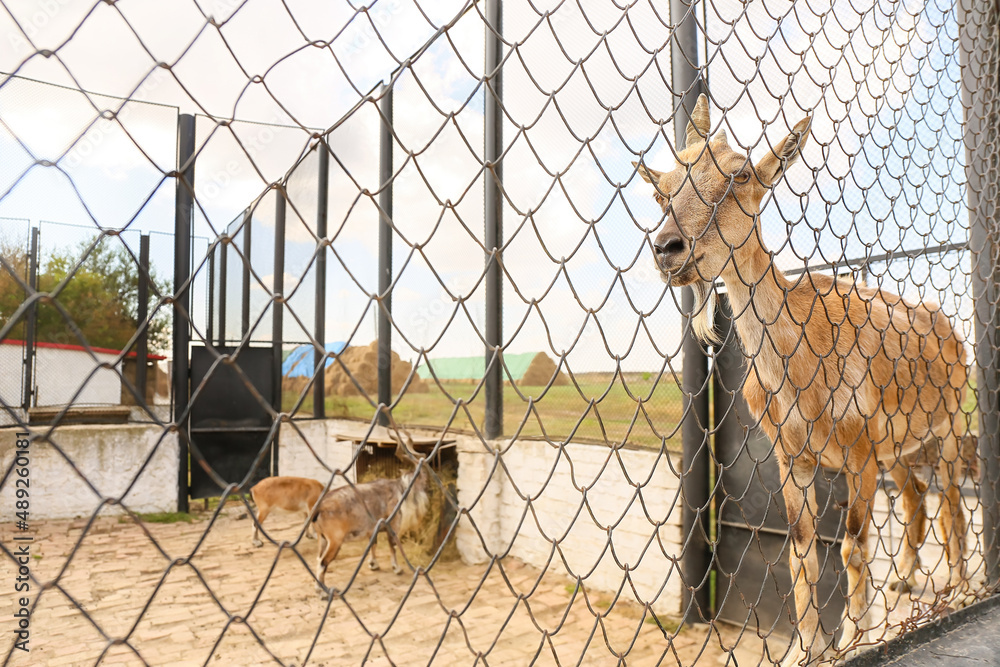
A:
<box><xmin>252</xmin><ymin>538</ymin><xmax>263</xmax><ymax>548</ymax></box>
<box><xmin>368</xmin><ymin>561</ymin><xmax>380</xmax><ymax>571</ymax></box>
<box><xmin>393</xmin><ymin>567</ymin><xmax>403</xmax><ymax>575</ymax></box>
<box><xmin>306</xmin><ymin>533</ymin><xmax>316</xmax><ymax>540</ymax></box>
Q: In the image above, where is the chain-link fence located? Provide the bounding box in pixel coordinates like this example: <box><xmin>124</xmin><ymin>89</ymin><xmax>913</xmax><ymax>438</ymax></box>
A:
<box><xmin>2</xmin><ymin>0</ymin><xmax>999</xmax><ymax>665</ymax></box>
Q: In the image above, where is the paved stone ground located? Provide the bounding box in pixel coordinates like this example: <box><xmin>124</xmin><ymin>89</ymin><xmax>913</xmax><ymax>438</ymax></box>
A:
<box><xmin>2</xmin><ymin>502</ymin><xmax>985</xmax><ymax>667</ymax></box>
<box><xmin>1</xmin><ymin>505</ymin><xmax>758</xmax><ymax>667</ymax></box>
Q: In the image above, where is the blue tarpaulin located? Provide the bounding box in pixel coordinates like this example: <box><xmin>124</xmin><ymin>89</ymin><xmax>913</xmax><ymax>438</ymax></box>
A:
<box><xmin>281</xmin><ymin>342</ymin><xmax>347</xmax><ymax>377</ymax></box>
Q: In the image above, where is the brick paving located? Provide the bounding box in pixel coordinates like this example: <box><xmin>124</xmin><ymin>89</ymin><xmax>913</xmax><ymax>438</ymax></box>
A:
<box><xmin>1</xmin><ymin>506</ymin><xmax>754</xmax><ymax>667</ymax></box>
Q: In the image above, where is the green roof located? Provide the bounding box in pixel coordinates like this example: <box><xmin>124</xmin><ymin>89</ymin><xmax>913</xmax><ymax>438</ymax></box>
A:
<box><xmin>416</xmin><ymin>352</ymin><xmax>538</xmax><ymax>381</ymax></box>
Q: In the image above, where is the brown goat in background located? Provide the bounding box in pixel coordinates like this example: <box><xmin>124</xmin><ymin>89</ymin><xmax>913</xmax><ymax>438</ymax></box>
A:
<box><xmin>636</xmin><ymin>95</ymin><xmax>970</xmax><ymax>665</ymax></box>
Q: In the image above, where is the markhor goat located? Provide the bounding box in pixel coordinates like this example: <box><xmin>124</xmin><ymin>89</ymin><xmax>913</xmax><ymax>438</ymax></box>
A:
<box><xmin>636</xmin><ymin>95</ymin><xmax>969</xmax><ymax>665</ymax></box>
<box><xmin>312</xmin><ymin>452</ymin><xmax>429</xmax><ymax>599</ymax></box>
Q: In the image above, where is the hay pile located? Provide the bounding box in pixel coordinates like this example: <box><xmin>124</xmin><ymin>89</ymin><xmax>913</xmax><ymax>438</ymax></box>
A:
<box><xmin>281</xmin><ymin>341</ymin><xmax>428</xmax><ymax>398</ymax></box>
<box><xmin>324</xmin><ymin>341</ymin><xmax>429</xmax><ymax>396</ymax></box>
<box><xmin>520</xmin><ymin>351</ymin><xmax>569</xmax><ymax>386</ymax></box>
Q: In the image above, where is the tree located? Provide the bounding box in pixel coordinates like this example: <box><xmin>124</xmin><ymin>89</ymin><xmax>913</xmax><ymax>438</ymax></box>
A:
<box><xmin>0</xmin><ymin>237</ymin><xmax>170</xmax><ymax>354</ymax></box>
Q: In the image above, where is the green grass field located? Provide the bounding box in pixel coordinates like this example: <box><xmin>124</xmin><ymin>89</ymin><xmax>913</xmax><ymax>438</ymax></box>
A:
<box><xmin>283</xmin><ymin>377</ymin><xmax>686</xmax><ymax>450</ymax></box>
<box><xmin>282</xmin><ymin>374</ymin><xmax>981</xmax><ymax>452</ymax></box>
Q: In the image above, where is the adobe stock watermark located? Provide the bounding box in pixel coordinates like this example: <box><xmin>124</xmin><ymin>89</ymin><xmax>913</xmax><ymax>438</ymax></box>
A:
<box><xmin>10</xmin><ymin>431</ymin><xmax>33</xmax><ymax>653</ymax></box>
<box><xmin>7</xmin><ymin>0</ymin><xmax>73</xmax><ymax>58</ymax></box>
<box><xmin>338</xmin><ymin>0</ymin><xmax>404</xmax><ymax>60</ymax></box>
<box><xmin>61</xmin><ymin>67</ymin><xmax>172</xmax><ymax>173</ymax></box>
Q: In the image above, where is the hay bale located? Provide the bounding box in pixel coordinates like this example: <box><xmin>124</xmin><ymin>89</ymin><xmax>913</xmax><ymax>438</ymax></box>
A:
<box><xmin>520</xmin><ymin>352</ymin><xmax>569</xmax><ymax>386</ymax></box>
<box><xmin>321</xmin><ymin>341</ymin><xmax>428</xmax><ymax>397</ymax></box>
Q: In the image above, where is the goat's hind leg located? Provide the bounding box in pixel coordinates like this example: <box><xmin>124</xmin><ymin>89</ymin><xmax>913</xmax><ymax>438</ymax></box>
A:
<box><xmin>887</xmin><ymin>462</ymin><xmax>928</xmax><ymax>593</ymax></box>
<box><xmin>937</xmin><ymin>425</ymin><xmax>970</xmax><ymax>602</ymax></box>
<box><xmin>251</xmin><ymin>506</ymin><xmax>270</xmax><ymax>548</ymax></box>
<box><xmin>316</xmin><ymin>530</ymin><xmax>344</xmax><ymax>600</ymax></box>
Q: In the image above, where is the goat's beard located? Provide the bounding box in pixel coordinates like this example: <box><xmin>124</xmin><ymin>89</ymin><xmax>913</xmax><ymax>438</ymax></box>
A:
<box><xmin>657</xmin><ymin>266</ymin><xmax>718</xmax><ymax>344</ymax></box>
<box><xmin>688</xmin><ymin>280</ymin><xmax>719</xmax><ymax>344</ymax></box>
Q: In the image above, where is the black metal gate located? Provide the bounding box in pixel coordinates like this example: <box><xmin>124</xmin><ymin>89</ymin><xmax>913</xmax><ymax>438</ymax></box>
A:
<box><xmin>188</xmin><ymin>346</ymin><xmax>276</xmax><ymax>499</ymax></box>
<box><xmin>712</xmin><ymin>295</ymin><xmax>849</xmax><ymax>639</ymax></box>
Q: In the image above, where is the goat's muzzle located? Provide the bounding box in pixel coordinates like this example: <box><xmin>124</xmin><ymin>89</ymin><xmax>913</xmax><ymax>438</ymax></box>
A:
<box><xmin>653</xmin><ymin>231</ymin><xmax>692</xmax><ymax>283</ymax></box>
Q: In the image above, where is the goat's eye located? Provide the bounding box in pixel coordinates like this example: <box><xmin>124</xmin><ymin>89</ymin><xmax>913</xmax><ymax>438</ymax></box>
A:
<box><xmin>733</xmin><ymin>170</ymin><xmax>751</xmax><ymax>184</ymax></box>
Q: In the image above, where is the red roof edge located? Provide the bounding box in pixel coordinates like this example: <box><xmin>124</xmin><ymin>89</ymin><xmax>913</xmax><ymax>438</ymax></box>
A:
<box><xmin>1</xmin><ymin>338</ymin><xmax>167</xmax><ymax>361</ymax></box>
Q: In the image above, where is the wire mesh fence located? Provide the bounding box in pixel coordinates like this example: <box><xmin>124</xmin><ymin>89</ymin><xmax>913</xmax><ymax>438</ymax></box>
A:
<box><xmin>1</xmin><ymin>0</ymin><xmax>999</xmax><ymax>665</ymax></box>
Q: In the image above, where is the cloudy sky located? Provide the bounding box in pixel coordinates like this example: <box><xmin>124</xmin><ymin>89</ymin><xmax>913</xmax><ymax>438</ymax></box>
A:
<box><xmin>0</xmin><ymin>0</ymin><xmax>971</xmax><ymax>372</ymax></box>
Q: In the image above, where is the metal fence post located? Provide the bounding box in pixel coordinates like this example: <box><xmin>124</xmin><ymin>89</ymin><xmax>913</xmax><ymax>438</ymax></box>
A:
<box><xmin>378</xmin><ymin>85</ymin><xmax>393</xmax><ymax>426</ymax></box>
<box><xmin>961</xmin><ymin>0</ymin><xmax>1000</xmax><ymax>588</ymax></box>
<box><xmin>484</xmin><ymin>0</ymin><xmax>503</xmax><ymax>441</ymax></box>
<box><xmin>671</xmin><ymin>0</ymin><xmax>712</xmax><ymax>623</ymax></box>
<box><xmin>22</xmin><ymin>226</ymin><xmax>39</xmax><ymax>411</ymax></box>
<box><xmin>272</xmin><ymin>189</ymin><xmax>286</xmax><ymax>411</ymax></box>
<box><xmin>218</xmin><ymin>238</ymin><xmax>227</xmax><ymax>347</ymax></box>
<box><xmin>206</xmin><ymin>238</ymin><xmax>215</xmax><ymax>347</ymax></box>
<box><xmin>136</xmin><ymin>234</ymin><xmax>150</xmax><ymax>405</ymax></box>
<box><xmin>315</xmin><ymin>140</ymin><xmax>329</xmax><ymax>419</ymax></box>
<box><xmin>241</xmin><ymin>207</ymin><xmax>252</xmax><ymax>339</ymax></box>
<box><xmin>173</xmin><ymin>113</ymin><xmax>196</xmax><ymax>514</ymax></box>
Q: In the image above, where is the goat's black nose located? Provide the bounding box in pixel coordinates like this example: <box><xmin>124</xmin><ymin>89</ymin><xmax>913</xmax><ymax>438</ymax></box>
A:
<box><xmin>654</xmin><ymin>233</ymin><xmax>686</xmax><ymax>258</ymax></box>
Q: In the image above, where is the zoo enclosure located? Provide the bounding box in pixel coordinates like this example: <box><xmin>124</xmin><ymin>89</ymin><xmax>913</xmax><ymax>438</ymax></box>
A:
<box><xmin>1</xmin><ymin>0</ymin><xmax>1000</xmax><ymax>665</ymax></box>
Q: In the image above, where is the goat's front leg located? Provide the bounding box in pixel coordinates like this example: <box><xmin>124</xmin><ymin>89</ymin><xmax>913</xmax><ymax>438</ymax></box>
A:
<box><xmin>837</xmin><ymin>455</ymin><xmax>877</xmax><ymax>658</ymax></box>
<box><xmin>780</xmin><ymin>456</ymin><xmax>830</xmax><ymax>667</ymax></box>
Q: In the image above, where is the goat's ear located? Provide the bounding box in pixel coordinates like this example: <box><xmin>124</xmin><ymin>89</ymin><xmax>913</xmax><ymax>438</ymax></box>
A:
<box><xmin>632</xmin><ymin>161</ymin><xmax>663</xmax><ymax>185</ymax></box>
<box><xmin>755</xmin><ymin>116</ymin><xmax>811</xmax><ymax>186</ymax></box>
<box><xmin>685</xmin><ymin>94</ymin><xmax>711</xmax><ymax>147</ymax></box>
<box><xmin>755</xmin><ymin>116</ymin><xmax>812</xmax><ymax>186</ymax></box>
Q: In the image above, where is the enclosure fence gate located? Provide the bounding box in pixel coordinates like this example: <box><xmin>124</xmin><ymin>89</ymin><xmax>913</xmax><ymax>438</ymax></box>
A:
<box><xmin>2</xmin><ymin>0</ymin><xmax>1000</xmax><ymax>666</ymax></box>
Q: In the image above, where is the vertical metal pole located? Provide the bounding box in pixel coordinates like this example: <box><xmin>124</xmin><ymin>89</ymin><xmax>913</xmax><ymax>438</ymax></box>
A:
<box><xmin>961</xmin><ymin>0</ymin><xmax>1000</xmax><ymax>587</ymax></box>
<box><xmin>272</xmin><ymin>190</ymin><xmax>286</xmax><ymax>412</ymax></box>
<box><xmin>315</xmin><ymin>141</ymin><xmax>329</xmax><ymax>419</ymax></box>
<box><xmin>484</xmin><ymin>0</ymin><xmax>504</xmax><ymax>440</ymax></box>
<box><xmin>218</xmin><ymin>239</ymin><xmax>227</xmax><ymax>347</ymax></box>
<box><xmin>671</xmin><ymin>0</ymin><xmax>711</xmax><ymax>623</ymax></box>
<box><xmin>206</xmin><ymin>240</ymin><xmax>215</xmax><ymax>347</ymax></box>
<box><xmin>271</xmin><ymin>189</ymin><xmax>286</xmax><ymax>476</ymax></box>
<box><xmin>241</xmin><ymin>208</ymin><xmax>252</xmax><ymax>339</ymax></box>
<box><xmin>22</xmin><ymin>227</ymin><xmax>39</xmax><ymax>410</ymax></box>
<box><xmin>173</xmin><ymin>113</ymin><xmax>196</xmax><ymax>514</ymax></box>
<box><xmin>378</xmin><ymin>86</ymin><xmax>393</xmax><ymax>427</ymax></box>
<box><xmin>136</xmin><ymin>234</ymin><xmax>150</xmax><ymax>405</ymax></box>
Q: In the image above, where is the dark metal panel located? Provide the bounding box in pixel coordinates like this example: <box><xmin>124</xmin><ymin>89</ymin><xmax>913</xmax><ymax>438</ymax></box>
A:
<box><xmin>188</xmin><ymin>346</ymin><xmax>274</xmax><ymax>498</ymax></box>
<box><xmin>188</xmin><ymin>430</ymin><xmax>272</xmax><ymax>500</ymax></box>
<box><xmin>713</xmin><ymin>293</ymin><xmax>848</xmax><ymax>637</ymax></box>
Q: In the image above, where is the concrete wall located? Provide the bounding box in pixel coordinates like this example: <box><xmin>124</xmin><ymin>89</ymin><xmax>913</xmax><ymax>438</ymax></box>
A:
<box><xmin>456</xmin><ymin>437</ymin><xmax>684</xmax><ymax>617</ymax></box>
<box><xmin>0</xmin><ymin>424</ymin><xmax>179</xmax><ymax>520</ymax></box>
<box><xmin>277</xmin><ymin>418</ymin><xmax>361</xmax><ymax>488</ymax></box>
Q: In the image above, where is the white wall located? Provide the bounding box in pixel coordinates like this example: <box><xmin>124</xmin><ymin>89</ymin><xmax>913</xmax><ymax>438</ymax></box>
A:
<box><xmin>0</xmin><ymin>343</ymin><xmax>123</xmax><ymax>407</ymax></box>
<box><xmin>277</xmin><ymin>418</ymin><xmax>360</xmax><ymax>489</ymax></box>
<box><xmin>0</xmin><ymin>424</ymin><xmax>179</xmax><ymax>519</ymax></box>
<box><xmin>457</xmin><ymin>437</ymin><xmax>684</xmax><ymax>617</ymax></box>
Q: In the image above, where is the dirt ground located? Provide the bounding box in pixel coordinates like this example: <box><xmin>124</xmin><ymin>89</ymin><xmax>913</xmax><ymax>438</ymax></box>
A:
<box><xmin>1</xmin><ymin>504</ymin><xmax>762</xmax><ymax>667</ymax></box>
